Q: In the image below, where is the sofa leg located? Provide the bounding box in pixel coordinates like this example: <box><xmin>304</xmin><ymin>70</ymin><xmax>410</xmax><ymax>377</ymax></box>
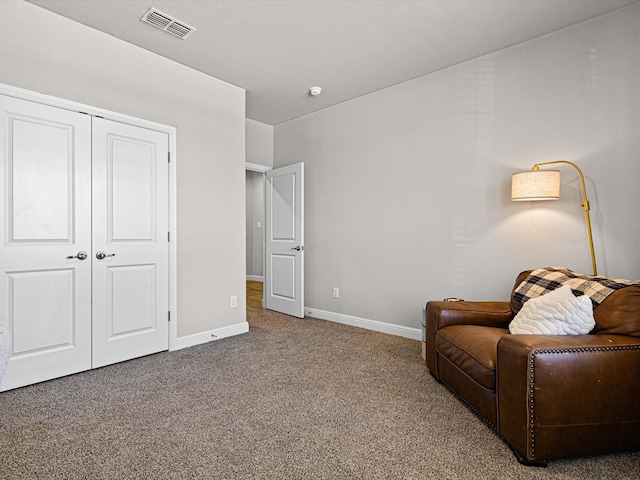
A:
<box><xmin>509</xmin><ymin>445</ymin><xmax>547</xmax><ymax>467</ymax></box>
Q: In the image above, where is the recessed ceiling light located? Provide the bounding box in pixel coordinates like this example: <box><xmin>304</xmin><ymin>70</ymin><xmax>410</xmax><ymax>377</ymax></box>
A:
<box><xmin>309</xmin><ymin>87</ymin><xmax>323</xmax><ymax>96</ymax></box>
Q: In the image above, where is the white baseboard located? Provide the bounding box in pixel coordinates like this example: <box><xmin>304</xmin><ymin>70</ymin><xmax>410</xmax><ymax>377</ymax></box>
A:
<box><xmin>246</xmin><ymin>275</ymin><xmax>264</xmax><ymax>282</ymax></box>
<box><xmin>304</xmin><ymin>307</ymin><xmax>422</xmax><ymax>340</ymax></box>
<box><xmin>170</xmin><ymin>321</ymin><xmax>249</xmax><ymax>351</ymax></box>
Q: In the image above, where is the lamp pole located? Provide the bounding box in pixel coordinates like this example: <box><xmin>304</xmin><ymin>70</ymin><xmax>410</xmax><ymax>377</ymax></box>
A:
<box><xmin>532</xmin><ymin>160</ymin><xmax>597</xmax><ymax>275</ymax></box>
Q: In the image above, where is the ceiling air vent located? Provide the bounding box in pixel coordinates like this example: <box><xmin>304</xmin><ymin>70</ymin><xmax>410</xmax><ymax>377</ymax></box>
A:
<box><xmin>140</xmin><ymin>7</ymin><xmax>196</xmax><ymax>39</ymax></box>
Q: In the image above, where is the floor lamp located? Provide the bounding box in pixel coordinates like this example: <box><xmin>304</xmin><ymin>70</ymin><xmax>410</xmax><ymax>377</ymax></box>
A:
<box><xmin>511</xmin><ymin>160</ymin><xmax>598</xmax><ymax>275</ymax></box>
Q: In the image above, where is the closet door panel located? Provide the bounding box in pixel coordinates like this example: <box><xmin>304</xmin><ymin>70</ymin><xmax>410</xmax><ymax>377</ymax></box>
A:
<box><xmin>0</xmin><ymin>95</ymin><xmax>92</xmax><ymax>391</ymax></box>
<box><xmin>91</xmin><ymin>118</ymin><xmax>169</xmax><ymax>368</ymax></box>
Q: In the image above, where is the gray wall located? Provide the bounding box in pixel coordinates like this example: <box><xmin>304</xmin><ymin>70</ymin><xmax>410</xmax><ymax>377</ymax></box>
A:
<box><xmin>246</xmin><ymin>119</ymin><xmax>274</xmax><ymax>168</ymax></box>
<box><xmin>274</xmin><ymin>5</ymin><xmax>640</xmax><ymax>330</ymax></box>
<box><xmin>1</xmin><ymin>1</ymin><xmax>247</xmax><ymax>338</ymax></box>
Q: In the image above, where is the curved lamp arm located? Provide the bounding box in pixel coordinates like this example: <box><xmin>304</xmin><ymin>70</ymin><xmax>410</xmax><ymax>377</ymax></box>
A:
<box><xmin>531</xmin><ymin>160</ymin><xmax>597</xmax><ymax>275</ymax></box>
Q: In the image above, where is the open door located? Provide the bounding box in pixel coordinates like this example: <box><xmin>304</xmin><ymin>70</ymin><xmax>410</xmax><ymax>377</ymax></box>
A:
<box><xmin>264</xmin><ymin>163</ymin><xmax>304</xmax><ymax>318</ymax></box>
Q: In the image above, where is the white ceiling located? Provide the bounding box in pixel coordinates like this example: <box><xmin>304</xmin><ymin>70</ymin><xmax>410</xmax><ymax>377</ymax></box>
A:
<box><xmin>27</xmin><ymin>0</ymin><xmax>638</xmax><ymax>126</ymax></box>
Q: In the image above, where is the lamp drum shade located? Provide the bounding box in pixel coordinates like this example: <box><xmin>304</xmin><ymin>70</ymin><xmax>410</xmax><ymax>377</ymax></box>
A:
<box><xmin>511</xmin><ymin>170</ymin><xmax>560</xmax><ymax>201</ymax></box>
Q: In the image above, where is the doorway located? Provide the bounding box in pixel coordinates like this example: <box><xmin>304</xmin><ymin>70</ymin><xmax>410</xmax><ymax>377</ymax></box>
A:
<box><xmin>246</xmin><ymin>167</ymin><xmax>266</xmax><ymax>313</ymax></box>
<box><xmin>246</xmin><ymin>168</ymin><xmax>266</xmax><ymax>283</ymax></box>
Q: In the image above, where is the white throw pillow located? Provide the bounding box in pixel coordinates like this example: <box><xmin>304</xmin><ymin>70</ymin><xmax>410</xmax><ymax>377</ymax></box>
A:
<box><xmin>509</xmin><ymin>285</ymin><xmax>595</xmax><ymax>335</ymax></box>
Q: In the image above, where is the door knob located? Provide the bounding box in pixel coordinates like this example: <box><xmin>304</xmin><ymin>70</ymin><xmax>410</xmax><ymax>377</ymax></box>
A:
<box><xmin>95</xmin><ymin>251</ymin><xmax>116</xmax><ymax>260</ymax></box>
<box><xmin>66</xmin><ymin>251</ymin><xmax>88</xmax><ymax>260</ymax></box>
<box><xmin>291</xmin><ymin>246</ymin><xmax>303</xmax><ymax>251</ymax></box>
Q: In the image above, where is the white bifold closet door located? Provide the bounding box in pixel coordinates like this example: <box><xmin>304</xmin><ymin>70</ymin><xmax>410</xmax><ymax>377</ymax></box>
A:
<box><xmin>0</xmin><ymin>95</ymin><xmax>169</xmax><ymax>391</ymax></box>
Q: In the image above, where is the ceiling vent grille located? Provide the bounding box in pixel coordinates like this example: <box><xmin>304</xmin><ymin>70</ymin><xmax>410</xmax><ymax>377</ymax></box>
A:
<box><xmin>140</xmin><ymin>7</ymin><xmax>196</xmax><ymax>39</ymax></box>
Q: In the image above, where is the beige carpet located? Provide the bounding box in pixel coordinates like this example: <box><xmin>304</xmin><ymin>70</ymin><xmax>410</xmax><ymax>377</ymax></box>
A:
<box><xmin>0</xmin><ymin>309</ymin><xmax>638</xmax><ymax>479</ymax></box>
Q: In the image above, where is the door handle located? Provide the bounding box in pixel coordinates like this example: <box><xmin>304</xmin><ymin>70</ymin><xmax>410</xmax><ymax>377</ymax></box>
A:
<box><xmin>66</xmin><ymin>251</ymin><xmax>88</xmax><ymax>260</ymax></box>
<box><xmin>95</xmin><ymin>251</ymin><xmax>116</xmax><ymax>260</ymax></box>
<box><xmin>291</xmin><ymin>246</ymin><xmax>303</xmax><ymax>251</ymax></box>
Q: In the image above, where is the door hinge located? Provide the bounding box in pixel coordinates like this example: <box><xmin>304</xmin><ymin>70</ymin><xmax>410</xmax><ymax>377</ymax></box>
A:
<box><xmin>168</xmin><ymin>152</ymin><xmax>171</xmax><ymax>163</ymax></box>
<box><xmin>168</xmin><ymin>311</ymin><xmax>171</xmax><ymax>322</ymax></box>
<box><xmin>168</xmin><ymin>231</ymin><xmax>170</xmax><ymax>242</ymax></box>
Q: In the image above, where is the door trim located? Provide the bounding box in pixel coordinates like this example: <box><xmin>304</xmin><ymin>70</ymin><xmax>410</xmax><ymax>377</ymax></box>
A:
<box><xmin>0</xmin><ymin>82</ymin><xmax>179</xmax><ymax>352</ymax></box>
<box><xmin>245</xmin><ymin>162</ymin><xmax>272</xmax><ymax>173</ymax></box>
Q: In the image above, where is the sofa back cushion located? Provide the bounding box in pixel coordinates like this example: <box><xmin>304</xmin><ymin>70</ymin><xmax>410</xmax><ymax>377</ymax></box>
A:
<box><xmin>511</xmin><ymin>269</ymin><xmax>640</xmax><ymax>338</ymax></box>
<box><xmin>591</xmin><ymin>286</ymin><xmax>640</xmax><ymax>337</ymax></box>
<box><xmin>510</xmin><ymin>270</ymin><xmax>532</xmax><ymax>315</ymax></box>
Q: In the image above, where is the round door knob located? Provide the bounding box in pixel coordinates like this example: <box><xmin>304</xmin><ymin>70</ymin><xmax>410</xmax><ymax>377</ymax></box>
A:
<box><xmin>66</xmin><ymin>251</ymin><xmax>88</xmax><ymax>260</ymax></box>
<box><xmin>95</xmin><ymin>251</ymin><xmax>116</xmax><ymax>260</ymax></box>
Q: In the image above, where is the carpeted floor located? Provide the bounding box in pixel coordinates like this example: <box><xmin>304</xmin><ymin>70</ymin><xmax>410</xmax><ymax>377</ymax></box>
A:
<box><xmin>1</xmin><ymin>309</ymin><xmax>638</xmax><ymax>479</ymax></box>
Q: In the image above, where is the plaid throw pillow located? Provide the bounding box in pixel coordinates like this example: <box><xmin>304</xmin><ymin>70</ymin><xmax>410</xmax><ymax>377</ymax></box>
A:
<box><xmin>512</xmin><ymin>266</ymin><xmax>640</xmax><ymax>308</ymax></box>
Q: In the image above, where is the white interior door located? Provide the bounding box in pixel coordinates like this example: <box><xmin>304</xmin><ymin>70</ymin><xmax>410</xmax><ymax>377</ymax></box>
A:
<box><xmin>91</xmin><ymin>118</ymin><xmax>169</xmax><ymax>368</ymax></box>
<box><xmin>0</xmin><ymin>95</ymin><xmax>92</xmax><ymax>391</ymax></box>
<box><xmin>264</xmin><ymin>163</ymin><xmax>304</xmax><ymax>318</ymax></box>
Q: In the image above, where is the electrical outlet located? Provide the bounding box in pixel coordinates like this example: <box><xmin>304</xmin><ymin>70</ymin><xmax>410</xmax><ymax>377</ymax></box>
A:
<box><xmin>230</xmin><ymin>295</ymin><xmax>237</xmax><ymax>308</ymax></box>
<box><xmin>332</xmin><ymin>287</ymin><xmax>339</xmax><ymax>298</ymax></box>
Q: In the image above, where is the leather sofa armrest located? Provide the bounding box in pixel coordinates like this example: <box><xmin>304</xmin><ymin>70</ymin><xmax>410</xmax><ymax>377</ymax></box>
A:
<box><xmin>426</xmin><ymin>301</ymin><xmax>512</xmax><ymax>329</ymax></box>
<box><xmin>425</xmin><ymin>301</ymin><xmax>512</xmax><ymax>374</ymax></box>
<box><xmin>497</xmin><ymin>334</ymin><xmax>640</xmax><ymax>461</ymax></box>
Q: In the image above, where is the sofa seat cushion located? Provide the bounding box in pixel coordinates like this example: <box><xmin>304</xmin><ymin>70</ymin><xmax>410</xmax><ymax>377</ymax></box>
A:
<box><xmin>436</xmin><ymin>325</ymin><xmax>510</xmax><ymax>391</ymax></box>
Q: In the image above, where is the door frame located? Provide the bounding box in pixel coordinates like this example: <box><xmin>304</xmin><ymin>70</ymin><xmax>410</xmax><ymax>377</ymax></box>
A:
<box><xmin>0</xmin><ymin>82</ymin><xmax>179</xmax><ymax>351</ymax></box>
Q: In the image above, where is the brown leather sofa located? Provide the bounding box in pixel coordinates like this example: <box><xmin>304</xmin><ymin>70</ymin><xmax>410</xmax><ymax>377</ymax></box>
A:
<box><xmin>425</xmin><ymin>270</ymin><xmax>640</xmax><ymax>466</ymax></box>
